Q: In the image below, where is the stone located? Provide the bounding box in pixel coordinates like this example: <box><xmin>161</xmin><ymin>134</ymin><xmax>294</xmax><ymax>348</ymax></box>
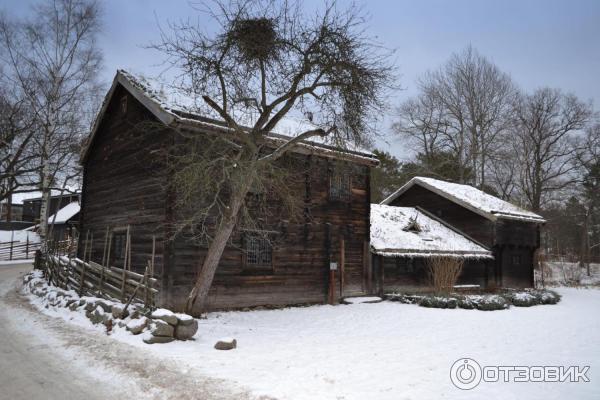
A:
<box><xmin>68</xmin><ymin>302</ymin><xmax>79</xmax><ymax>311</ymax></box>
<box><xmin>151</xmin><ymin>308</ymin><xmax>178</xmax><ymax>326</ymax></box>
<box><xmin>111</xmin><ymin>304</ymin><xmax>128</xmax><ymax>319</ymax></box>
<box><xmin>143</xmin><ymin>334</ymin><xmax>175</xmax><ymax>344</ymax></box>
<box><xmin>149</xmin><ymin>320</ymin><xmax>174</xmax><ymax>337</ymax></box>
<box><xmin>84</xmin><ymin>301</ymin><xmax>96</xmax><ymax>313</ymax></box>
<box><xmin>65</xmin><ymin>298</ymin><xmax>78</xmax><ymax>308</ymax></box>
<box><xmin>174</xmin><ymin>313</ymin><xmax>195</xmax><ymax>326</ymax></box>
<box><xmin>94</xmin><ymin>300</ymin><xmax>113</xmax><ymax>313</ymax></box>
<box><xmin>174</xmin><ymin>319</ymin><xmax>198</xmax><ymax>340</ymax></box>
<box><xmin>87</xmin><ymin>306</ymin><xmax>105</xmax><ymax>324</ymax></box>
<box><xmin>102</xmin><ymin>313</ymin><xmax>112</xmax><ymax>325</ymax></box>
<box><xmin>126</xmin><ymin>317</ymin><xmax>148</xmax><ymax>335</ymax></box>
<box><xmin>214</xmin><ymin>338</ymin><xmax>237</xmax><ymax>350</ymax></box>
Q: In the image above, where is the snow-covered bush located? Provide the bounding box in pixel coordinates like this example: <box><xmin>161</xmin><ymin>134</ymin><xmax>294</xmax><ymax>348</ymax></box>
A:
<box><xmin>475</xmin><ymin>295</ymin><xmax>509</xmax><ymax>311</ymax></box>
<box><xmin>386</xmin><ymin>293</ymin><xmax>423</xmax><ymax>304</ymax></box>
<box><xmin>457</xmin><ymin>297</ymin><xmax>477</xmax><ymax>309</ymax></box>
<box><xmin>508</xmin><ymin>292</ymin><xmax>539</xmax><ymax>307</ymax></box>
<box><xmin>418</xmin><ymin>295</ymin><xmax>457</xmax><ymax>309</ymax></box>
<box><xmin>533</xmin><ymin>289</ymin><xmax>561</xmax><ymax>304</ymax></box>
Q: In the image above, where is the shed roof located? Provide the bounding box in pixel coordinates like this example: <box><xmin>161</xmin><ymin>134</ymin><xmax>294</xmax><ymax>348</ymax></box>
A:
<box><xmin>81</xmin><ymin>70</ymin><xmax>378</xmax><ymax>165</ymax></box>
<box><xmin>48</xmin><ymin>202</ymin><xmax>80</xmax><ymax>224</ymax></box>
<box><xmin>381</xmin><ymin>177</ymin><xmax>545</xmax><ymax>223</ymax></box>
<box><xmin>370</xmin><ymin>204</ymin><xmax>493</xmax><ymax>259</ymax></box>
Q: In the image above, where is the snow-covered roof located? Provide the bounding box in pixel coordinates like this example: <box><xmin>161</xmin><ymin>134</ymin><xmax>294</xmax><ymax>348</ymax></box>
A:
<box><xmin>48</xmin><ymin>202</ymin><xmax>80</xmax><ymax>224</ymax></box>
<box><xmin>381</xmin><ymin>177</ymin><xmax>545</xmax><ymax>223</ymax></box>
<box><xmin>370</xmin><ymin>204</ymin><xmax>493</xmax><ymax>258</ymax></box>
<box><xmin>82</xmin><ymin>70</ymin><xmax>377</xmax><ymax>165</ymax></box>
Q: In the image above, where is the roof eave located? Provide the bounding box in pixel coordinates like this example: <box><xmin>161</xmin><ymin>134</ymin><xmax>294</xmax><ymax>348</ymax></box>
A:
<box><xmin>81</xmin><ymin>70</ymin><xmax>379</xmax><ymax>167</ymax></box>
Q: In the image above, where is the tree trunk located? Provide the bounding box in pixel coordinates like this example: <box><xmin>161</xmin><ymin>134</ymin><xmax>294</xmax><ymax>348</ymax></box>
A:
<box><xmin>39</xmin><ymin>161</ymin><xmax>51</xmax><ymax>239</ymax></box>
<box><xmin>184</xmin><ymin>175</ymin><xmax>253</xmax><ymax>314</ymax></box>
<box><xmin>6</xmin><ymin>193</ymin><xmax>12</xmax><ymax>222</ymax></box>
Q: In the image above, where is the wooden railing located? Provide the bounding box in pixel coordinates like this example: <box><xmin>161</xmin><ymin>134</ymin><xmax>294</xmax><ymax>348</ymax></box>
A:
<box><xmin>39</xmin><ymin>253</ymin><xmax>158</xmax><ymax>308</ymax></box>
<box><xmin>0</xmin><ymin>239</ymin><xmax>40</xmax><ymax>261</ymax></box>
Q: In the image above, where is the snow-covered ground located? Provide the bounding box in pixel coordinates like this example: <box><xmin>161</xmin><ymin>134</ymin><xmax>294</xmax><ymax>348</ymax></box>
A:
<box><xmin>27</xmin><ymin>283</ymin><xmax>600</xmax><ymax>400</ymax></box>
<box><xmin>0</xmin><ymin>229</ymin><xmax>40</xmax><ymax>243</ymax></box>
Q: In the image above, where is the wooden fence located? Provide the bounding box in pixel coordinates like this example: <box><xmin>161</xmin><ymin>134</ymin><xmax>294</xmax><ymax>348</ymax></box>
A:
<box><xmin>40</xmin><ymin>253</ymin><xmax>158</xmax><ymax>308</ymax></box>
<box><xmin>0</xmin><ymin>239</ymin><xmax>40</xmax><ymax>261</ymax></box>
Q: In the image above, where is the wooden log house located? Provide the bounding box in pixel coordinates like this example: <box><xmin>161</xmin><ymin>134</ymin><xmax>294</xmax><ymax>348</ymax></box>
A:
<box><xmin>78</xmin><ymin>70</ymin><xmax>378</xmax><ymax>313</ymax></box>
<box><xmin>381</xmin><ymin>177</ymin><xmax>546</xmax><ymax>288</ymax></box>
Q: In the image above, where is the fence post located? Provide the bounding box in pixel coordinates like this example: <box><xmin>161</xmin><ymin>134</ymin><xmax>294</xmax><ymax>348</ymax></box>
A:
<box><xmin>26</xmin><ymin>235</ymin><xmax>30</xmax><ymax>259</ymax></box>
<box><xmin>79</xmin><ymin>260</ymin><xmax>86</xmax><ymax>296</ymax></box>
<box><xmin>9</xmin><ymin>231</ymin><xmax>14</xmax><ymax>261</ymax></box>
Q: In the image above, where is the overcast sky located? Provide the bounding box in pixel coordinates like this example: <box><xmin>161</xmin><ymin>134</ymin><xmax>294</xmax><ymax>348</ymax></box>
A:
<box><xmin>5</xmin><ymin>0</ymin><xmax>600</xmax><ymax>160</ymax></box>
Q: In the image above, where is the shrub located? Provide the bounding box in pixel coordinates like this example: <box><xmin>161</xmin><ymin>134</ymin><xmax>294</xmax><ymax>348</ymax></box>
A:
<box><xmin>425</xmin><ymin>257</ymin><xmax>464</xmax><ymax>293</ymax></box>
<box><xmin>508</xmin><ymin>292</ymin><xmax>539</xmax><ymax>307</ymax></box>
<box><xmin>534</xmin><ymin>289</ymin><xmax>561</xmax><ymax>305</ymax></box>
<box><xmin>476</xmin><ymin>295</ymin><xmax>509</xmax><ymax>311</ymax></box>
<box><xmin>418</xmin><ymin>296</ymin><xmax>458</xmax><ymax>309</ymax></box>
<box><xmin>457</xmin><ymin>297</ymin><xmax>477</xmax><ymax>309</ymax></box>
<box><xmin>386</xmin><ymin>293</ymin><xmax>423</xmax><ymax>304</ymax></box>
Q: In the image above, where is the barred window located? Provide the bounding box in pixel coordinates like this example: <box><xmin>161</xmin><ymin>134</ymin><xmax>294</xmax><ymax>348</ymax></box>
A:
<box><xmin>245</xmin><ymin>234</ymin><xmax>273</xmax><ymax>268</ymax></box>
<box><xmin>329</xmin><ymin>168</ymin><xmax>351</xmax><ymax>202</ymax></box>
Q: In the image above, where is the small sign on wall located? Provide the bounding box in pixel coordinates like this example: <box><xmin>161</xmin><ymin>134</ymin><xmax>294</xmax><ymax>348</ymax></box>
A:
<box><xmin>330</xmin><ymin>262</ymin><xmax>338</xmax><ymax>271</ymax></box>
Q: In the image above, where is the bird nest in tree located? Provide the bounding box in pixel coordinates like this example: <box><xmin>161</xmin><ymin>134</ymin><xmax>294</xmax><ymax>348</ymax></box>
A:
<box><xmin>227</xmin><ymin>17</ymin><xmax>278</xmax><ymax>62</ymax></box>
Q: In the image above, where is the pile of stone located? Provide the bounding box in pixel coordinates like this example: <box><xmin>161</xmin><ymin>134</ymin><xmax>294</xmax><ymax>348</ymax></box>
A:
<box><xmin>141</xmin><ymin>308</ymin><xmax>199</xmax><ymax>344</ymax></box>
<box><xmin>23</xmin><ymin>271</ymin><xmax>198</xmax><ymax>344</ymax></box>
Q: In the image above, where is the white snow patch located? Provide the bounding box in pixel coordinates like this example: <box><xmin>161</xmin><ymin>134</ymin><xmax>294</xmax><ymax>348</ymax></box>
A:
<box><xmin>0</xmin><ymin>229</ymin><xmax>40</xmax><ymax>243</ymax></box>
<box><xmin>151</xmin><ymin>308</ymin><xmax>175</xmax><ymax>318</ymax></box>
<box><xmin>370</xmin><ymin>204</ymin><xmax>492</xmax><ymax>258</ymax></box>
<box><xmin>383</xmin><ymin>177</ymin><xmax>545</xmax><ymax>222</ymax></box>
<box><xmin>343</xmin><ymin>296</ymin><xmax>382</xmax><ymax>304</ymax></box>
<box><xmin>22</xmin><ymin>271</ymin><xmax>600</xmax><ymax>400</ymax></box>
<box><xmin>47</xmin><ymin>201</ymin><xmax>80</xmax><ymax>224</ymax></box>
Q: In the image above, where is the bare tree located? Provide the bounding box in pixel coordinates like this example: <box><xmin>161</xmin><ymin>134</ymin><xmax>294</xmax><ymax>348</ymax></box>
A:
<box><xmin>395</xmin><ymin>46</ymin><xmax>515</xmax><ymax>187</ymax></box>
<box><xmin>0</xmin><ymin>84</ymin><xmax>39</xmax><ymax>219</ymax></box>
<box><xmin>512</xmin><ymin>88</ymin><xmax>593</xmax><ymax>212</ymax></box>
<box><xmin>392</xmin><ymin>93</ymin><xmax>447</xmax><ymax>164</ymax></box>
<box><xmin>487</xmin><ymin>140</ymin><xmax>518</xmax><ymax>200</ymax></box>
<box><xmin>153</xmin><ymin>0</ymin><xmax>395</xmax><ymax>313</ymax></box>
<box><xmin>574</xmin><ymin>123</ymin><xmax>600</xmax><ymax>274</ymax></box>
<box><xmin>0</xmin><ymin>0</ymin><xmax>102</xmax><ymax>236</ymax></box>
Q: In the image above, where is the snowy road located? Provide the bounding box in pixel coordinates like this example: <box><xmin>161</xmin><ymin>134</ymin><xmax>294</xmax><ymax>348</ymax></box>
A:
<box><xmin>0</xmin><ymin>263</ymin><xmax>253</xmax><ymax>400</ymax></box>
<box><xmin>0</xmin><ymin>263</ymin><xmax>136</xmax><ymax>400</ymax></box>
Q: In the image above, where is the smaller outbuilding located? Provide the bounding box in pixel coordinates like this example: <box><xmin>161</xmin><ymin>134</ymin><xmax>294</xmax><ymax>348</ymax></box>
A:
<box><xmin>381</xmin><ymin>177</ymin><xmax>546</xmax><ymax>288</ymax></box>
<box><xmin>370</xmin><ymin>204</ymin><xmax>493</xmax><ymax>293</ymax></box>
<box><xmin>47</xmin><ymin>202</ymin><xmax>80</xmax><ymax>243</ymax></box>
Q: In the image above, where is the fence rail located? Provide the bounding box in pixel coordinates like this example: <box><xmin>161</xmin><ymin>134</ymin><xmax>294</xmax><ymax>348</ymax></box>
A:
<box><xmin>0</xmin><ymin>240</ymin><xmax>40</xmax><ymax>261</ymax></box>
<box><xmin>39</xmin><ymin>253</ymin><xmax>158</xmax><ymax>308</ymax></box>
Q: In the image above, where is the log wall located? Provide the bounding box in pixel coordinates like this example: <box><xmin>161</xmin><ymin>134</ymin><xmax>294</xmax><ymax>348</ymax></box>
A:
<box><xmin>166</xmin><ymin>156</ymin><xmax>372</xmax><ymax>312</ymax></box>
<box><xmin>78</xmin><ymin>85</ymin><xmax>170</xmax><ymax>298</ymax></box>
<box><xmin>80</xmin><ymin>83</ymin><xmax>373</xmax><ymax>313</ymax></box>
